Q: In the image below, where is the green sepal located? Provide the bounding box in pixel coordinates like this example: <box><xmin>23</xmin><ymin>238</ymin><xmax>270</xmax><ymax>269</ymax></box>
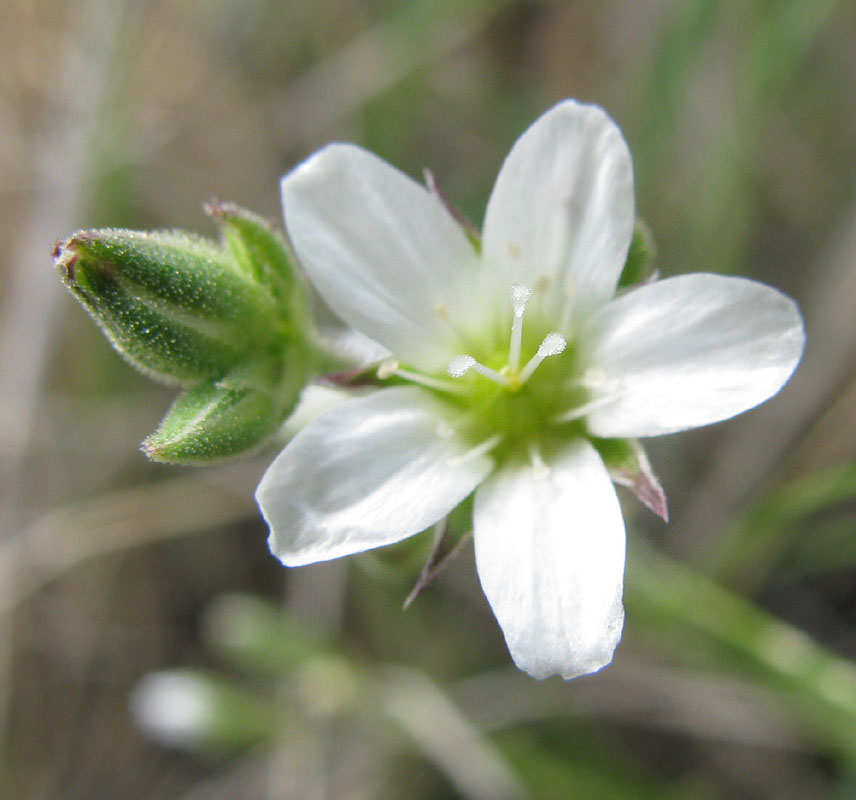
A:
<box><xmin>142</xmin><ymin>376</ymin><xmax>276</xmax><ymax>464</ymax></box>
<box><xmin>618</xmin><ymin>220</ymin><xmax>657</xmax><ymax>289</ymax></box>
<box><xmin>205</xmin><ymin>201</ymin><xmax>305</xmax><ymax>320</ymax></box>
<box><xmin>54</xmin><ymin>229</ymin><xmax>280</xmax><ymax>384</ymax></box>
<box><xmin>142</xmin><ymin>355</ymin><xmax>308</xmax><ymax>464</ymax></box>
<box><xmin>591</xmin><ymin>436</ymin><xmax>668</xmax><ymax>521</ymax></box>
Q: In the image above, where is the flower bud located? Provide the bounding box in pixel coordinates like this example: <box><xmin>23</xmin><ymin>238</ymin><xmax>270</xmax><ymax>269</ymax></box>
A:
<box><xmin>55</xmin><ymin>210</ymin><xmax>322</xmax><ymax>463</ymax></box>
<box><xmin>54</xmin><ymin>228</ymin><xmax>280</xmax><ymax>384</ymax></box>
<box><xmin>142</xmin><ymin>355</ymin><xmax>309</xmax><ymax>464</ymax></box>
<box><xmin>206</xmin><ymin>201</ymin><xmax>305</xmax><ymax>314</ymax></box>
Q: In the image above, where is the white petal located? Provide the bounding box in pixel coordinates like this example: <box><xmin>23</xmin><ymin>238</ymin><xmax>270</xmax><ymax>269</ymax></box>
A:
<box><xmin>257</xmin><ymin>387</ymin><xmax>493</xmax><ymax>567</ymax></box>
<box><xmin>280</xmin><ymin>384</ymin><xmax>351</xmax><ymax>439</ymax></box>
<box><xmin>473</xmin><ymin>440</ymin><xmax>625</xmax><ymax>680</ymax></box>
<box><xmin>307</xmin><ymin>285</ymin><xmax>391</xmax><ymax>366</ymax></box>
<box><xmin>482</xmin><ymin>100</ymin><xmax>635</xmax><ymax>315</ymax></box>
<box><xmin>282</xmin><ymin>144</ymin><xmax>482</xmax><ymax>372</ymax></box>
<box><xmin>584</xmin><ymin>274</ymin><xmax>805</xmax><ymax>438</ymax></box>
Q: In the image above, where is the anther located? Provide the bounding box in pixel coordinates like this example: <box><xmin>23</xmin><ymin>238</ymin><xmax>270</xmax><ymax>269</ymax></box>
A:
<box><xmin>510</xmin><ymin>284</ymin><xmax>531</xmax><ymax>316</ymax></box>
<box><xmin>447</xmin><ymin>355</ymin><xmax>510</xmax><ymax>387</ymax></box>
<box><xmin>447</xmin><ymin>355</ymin><xmax>476</xmax><ymax>378</ymax></box>
<box><xmin>517</xmin><ymin>332</ymin><xmax>567</xmax><ymax>383</ymax></box>
<box><xmin>376</xmin><ymin>359</ymin><xmax>398</xmax><ymax>379</ymax></box>
<box><xmin>537</xmin><ymin>332</ymin><xmax>567</xmax><ymax>357</ymax></box>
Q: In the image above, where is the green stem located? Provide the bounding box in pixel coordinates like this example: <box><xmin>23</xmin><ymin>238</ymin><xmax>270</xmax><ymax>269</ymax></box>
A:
<box><xmin>628</xmin><ymin>540</ymin><xmax>856</xmax><ymax>765</ymax></box>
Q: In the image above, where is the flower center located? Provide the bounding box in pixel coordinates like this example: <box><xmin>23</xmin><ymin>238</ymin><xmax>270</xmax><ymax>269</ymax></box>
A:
<box><xmin>446</xmin><ymin>284</ymin><xmax>568</xmax><ymax>391</ymax></box>
<box><xmin>375</xmin><ymin>281</ymin><xmax>608</xmax><ymax>465</ymax></box>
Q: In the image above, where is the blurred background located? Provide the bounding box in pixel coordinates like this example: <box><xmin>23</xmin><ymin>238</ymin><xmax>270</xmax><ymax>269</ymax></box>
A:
<box><xmin>2</xmin><ymin>0</ymin><xmax>856</xmax><ymax>797</ymax></box>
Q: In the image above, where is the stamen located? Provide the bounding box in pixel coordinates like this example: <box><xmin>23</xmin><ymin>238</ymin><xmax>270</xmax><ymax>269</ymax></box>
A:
<box><xmin>447</xmin><ymin>355</ymin><xmax>511</xmax><ymax>387</ymax></box>
<box><xmin>448</xmin><ymin>433</ymin><xmax>503</xmax><ymax>467</ymax></box>
<box><xmin>528</xmin><ymin>443</ymin><xmax>551</xmax><ymax>479</ymax></box>
<box><xmin>447</xmin><ymin>355</ymin><xmax>475</xmax><ymax>377</ymax></box>
<box><xmin>390</xmin><ymin>366</ymin><xmax>466</xmax><ymax>395</ymax></box>
<box><xmin>508</xmin><ymin>283</ymin><xmax>531</xmax><ymax>372</ymax></box>
<box><xmin>580</xmin><ymin>368</ymin><xmax>606</xmax><ymax>388</ymax></box>
<box><xmin>517</xmin><ymin>332</ymin><xmax>567</xmax><ymax>383</ymax></box>
<box><xmin>376</xmin><ymin>359</ymin><xmax>398</xmax><ymax>379</ymax></box>
<box><xmin>552</xmin><ymin>392</ymin><xmax>622</xmax><ymax>423</ymax></box>
<box><xmin>510</xmin><ymin>283</ymin><xmax>531</xmax><ymax>316</ymax></box>
<box><xmin>538</xmin><ymin>332</ymin><xmax>567</xmax><ymax>356</ymax></box>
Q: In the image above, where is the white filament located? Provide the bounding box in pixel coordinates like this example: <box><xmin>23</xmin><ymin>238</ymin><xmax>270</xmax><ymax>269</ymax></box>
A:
<box><xmin>448</xmin><ymin>433</ymin><xmax>504</xmax><ymax>467</ymax></box>
<box><xmin>446</xmin><ymin>285</ymin><xmax>568</xmax><ymax>390</ymax></box>
<box><xmin>394</xmin><ymin>367</ymin><xmax>466</xmax><ymax>394</ymax></box>
<box><xmin>528</xmin><ymin>443</ymin><xmax>551</xmax><ymax>479</ymax></box>
<box><xmin>447</xmin><ymin>355</ymin><xmax>510</xmax><ymax>387</ymax></box>
<box><xmin>553</xmin><ymin>393</ymin><xmax>621</xmax><ymax>424</ymax></box>
<box><xmin>517</xmin><ymin>332</ymin><xmax>567</xmax><ymax>383</ymax></box>
<box><xmin>508</xmin><ymin>284</ymin><xmax>531</xmax><ymax>372</ymax></box>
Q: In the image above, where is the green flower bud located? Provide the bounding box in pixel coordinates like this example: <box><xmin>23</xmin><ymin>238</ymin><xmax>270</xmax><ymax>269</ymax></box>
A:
<box><xmin>142</xmin><ymin>353</ymin><xmax>311</xmax><ymax>464</ymax></box>
<box><xmin>618</xmin><ymin>220</ymin><xmax>657</xmax><ymax>289</ymax></box>
<box><xmin>54</xmin><ymin>229</ymin><xmax>281</xmax><ymax>384</ymax></box>
<box><xmin>142</xmin><ymin>374</ymin><xmax>275</xmax><ymax>464</ymax></box>
<box><xmin>55</xmin><ymin>207</ymin><xmax>324</xmax><ymax>464</ymax></box>
<box><xmin>205</xmin><ymin>201</ymin><xmax>305</xmax><ymax>315</ymax></box>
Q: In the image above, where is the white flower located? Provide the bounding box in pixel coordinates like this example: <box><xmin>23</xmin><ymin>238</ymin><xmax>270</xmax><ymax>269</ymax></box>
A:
<box><xmin>257</xmin><ymin>99</ymin><xmax>805</xmax><ymax>680</ymax></box>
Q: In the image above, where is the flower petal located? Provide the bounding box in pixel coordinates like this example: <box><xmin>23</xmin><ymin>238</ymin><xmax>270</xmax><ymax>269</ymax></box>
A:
<box><xmin>308</xmin><ymin>287</ymin><xmax>391</xmax><ymax>366</ymax></box>
<box><xmin>473</xmin><ymin>440</ymin><xmax>626</xmax><ymax>680</ymax></box>
<box><xmin>282</xmin><ymin>144</ymin><xmax>482</xmax><ymax>372</ymax></box>
<box><xmin>482</xmin><ymin>100</ymin><xmax>635</xmax><ymax>316</ymax></box>
<box><xmin>584</xmin><ymin>274</ymin><xmax>806</xmax><ymax>438</ymax></box>
<box><xmin>257</xmin><ymin>387</ymin><xmax>493</xmax><ymax>567</ymax></box>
